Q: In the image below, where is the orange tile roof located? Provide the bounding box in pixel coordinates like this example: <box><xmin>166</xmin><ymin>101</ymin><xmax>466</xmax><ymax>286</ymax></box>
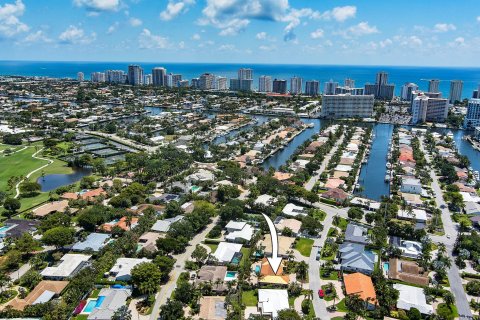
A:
<box><xmin>343</xmin><ymin>272</ymin><xmax>376</xmax><ymax>304</ymax></box>
<box><xmin>61</xmin><ymin>192</ymin><xmax>78</xmax><ymax>200</ymax></box>
<box><xmin>259</xmin><ymin>258</ymin><xmax>289</xmax><ymax>285</ymax></box>
<box><xmin>100</xmin><ymin>216</ymin><xmax>139</xmax><ymax>232</ymax></box>
<box><xmin>80</xmin><ymin>188</ymin><xmax>106</xmax><ymax>200</ymax></box>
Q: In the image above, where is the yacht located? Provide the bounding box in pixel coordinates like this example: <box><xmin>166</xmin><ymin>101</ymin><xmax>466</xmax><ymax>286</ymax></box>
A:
<box><xmin>385</xmin><ymin>175</ymin><xmax>391</xmax><ymax>182</ymax></box>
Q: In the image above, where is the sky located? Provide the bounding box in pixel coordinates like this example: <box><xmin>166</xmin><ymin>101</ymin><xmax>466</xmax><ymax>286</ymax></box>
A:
<box><xmin>1</xmin><ymin>0</ymin><xmax>480</xmax><ymax>66</ymax></box>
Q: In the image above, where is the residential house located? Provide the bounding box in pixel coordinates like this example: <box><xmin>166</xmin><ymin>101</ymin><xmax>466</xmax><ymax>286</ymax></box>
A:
<box><xmin>138</xmin><ymin>232</ymin><xmax>163</xmax><ymax>252</ymax></box>
<box><xmin>108</xmin><ymin>257</ymin><xmax>151</xmax><ymax>281</ymax></box>
<box><xmin>71</xmin><ymin>233</ymin><xmax>111</xmax><ymax>252</ymax></box>
<box><xmin>390</xmin><ymin>237</ymin><xmax>422</xmax><ymax>259</ymax></box>
<box><xmin>8</xmin><ymin>280</ymin><xmax>69</xmax><ymax>311</ymax></box>
<box><xmin>257</xmin><ymin>289</ymin><xmax>289</xmax><ymax>318</ymax></box>
<box><xmin>41</xmin><ymin>254</ymin><xmax>91</xmax><ymax>280</ymax></box>
<box><xmin>224</xmin><ymin>221</ymin><xmax>254</xmax><ymax>243</ymax></box>
<box><xmin>32</xmin><ymin>200</ymin><xmax>71</xmax><ymax>218</ymax></box>
<box><xmin>258</xmin><ymin>258</ymin><xmax>290</xmax><ymax>286</ymax></box>
<box><xmin>212</xmin><ymin>242</ymin><xmax>243</xmax><ymax>264</ymax></box>
<box><xmin>100</xmin><ymin>216</ymin><xmax>139</xmax><ymax>233</ymax></box>
<box><xmin>339</xmin><ymin>243</ymin><xmax>377</xmax><ymax>275</ymax></box>
<box><xmin>281</xmin><ymin>203</ymin><xmax>307</xmax><ymax>217</ymax></box>
<box><xmin>0</xmin><ymin>219</ymin><xmax>39</xmax><ymax>239</ymax></box>
<box><xmin>388</xmin><ymin>258</ymin><xmax>429</xmax><ymax>286</ymax></box>
<box><xmin>151</xmin><ymin>215</ymin><xmax>184</xmax><ymax>233</ymax></box>
<box><xmin>258</xmin><ymin>235</ymin><xmax>295</xmax><ymax>258</ymax></box>
<box><xmin>393</xmin><ymin>284</ymin><xmax>433</xmax><ymax>315</ymax></box>
<box><xmin>345</xmin><ymin>223</ymin><xmax>369</xmax><ymax>245</ymax></box>
<box><xmin>274</xmin><ymin>217</ymin><xmax>302</xmax><ymax>236</ymax></box>
<box><xmin>198</xmin><ymin>296</ymin><xmax>227</xmax><ymax>320</ymax></box>
<box><xmin>254</xmin><ymin>194</ymin><xmax>278</xmax><ymax>207</ymax></box>
<box><xmin>401</xmin><ymin>177</ymin><xmax>422</xmax><ymax>195</ymax></box>
<box><xmin>196</xmin><ymin>265</ymin><xmax>228</xmax><ymax>292</ymax></box>
<box><xmin>343</xmin><ymin>273</ymin><xmax>376</xmax><ymax>309</ymax></box>
<box><xmin>322</xmin><ymin>188</ymin><xmax>349</xmax><ymax>203</ymax></box>
<box><xmin>87</xmin><ymin>288</ymin><xmax>132</xmax><ymax>320</ymax></box>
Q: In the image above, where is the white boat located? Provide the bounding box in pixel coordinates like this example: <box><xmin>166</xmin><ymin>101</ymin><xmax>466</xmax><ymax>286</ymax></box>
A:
<box><xmin>385</xmin><ymin>175</ymin><xmax>390</xmax><ymax>182</ymax></box>
<box><xmin>386</xmin><ymin>162</ymin><xmax>392</xmax><ymax>169</ymax></box>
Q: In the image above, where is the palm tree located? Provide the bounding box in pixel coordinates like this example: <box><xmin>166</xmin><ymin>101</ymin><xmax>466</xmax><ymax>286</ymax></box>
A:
<box><xmin>332</xmin><ymin>290</ymin><xmax>339</xmax><ymax>307</ymax></box>
<box><xmin>296</xmin><ymin>261</ymin><xmax>308</xmax><ymax>281</ymax></box>
<box><xmin>438</xmin><ymin>243</ymin><xmax>447</xmax><ymax>256</ymax></box>
<box><xmin>443</xmin><ymin>291</ymin><xmax>455</xmax><ymax>307</ymax></box>
<box><xmin>112</xmin><ymin>305</ymin><xmax>132</xmax><ymax>320</ymax></box>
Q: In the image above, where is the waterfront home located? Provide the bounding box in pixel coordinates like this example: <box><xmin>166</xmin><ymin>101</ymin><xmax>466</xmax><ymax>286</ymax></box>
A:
<box><xmin>257</xmin><ymin>289</ymin><xmax>289</xmax><ymax>318</ymax></box>
<box><xmin>281</xmin><ymin>203</ymin><xmax>307</xmax><ymax>217</ymax></box>
<box><xmin>0</xmin><ymin>219</ymin><xmax>39</xmax><ymax>239</ymax></box>
<box><xmin>400</xmin><ymin>193</ymin><xmax>424</xmax><ymax>207</ymax></box>
<box><xmin>198</xmin><ymin>296</ymin><xmax>227</xmax><ymax>320</ymax></box>
<box><xmin>151</xmin><ymin>215</ymin><xmax>184</xmax><ymax>233</ymax></box>
<box><xmin>335</xmin><ymin>164</ymin><xmax>353</xmax><ymax>172</ymax></box>
<box><xmin>273</xmin><ymin>171</ymin><xmax>293</xmax><ymax>182</ymax></box>
<box><xmin>345</xmin><ymin>223</ymin><xmax>370</xmax><ymax>245</ymax></box>
<box><xmin>322</xmin><ymin>188</ymin><xmax>349</xmax><ymax>203</ymax></box>
<box><xmin>388</xmin><ymin>258</ymin><xmax>429</xmax><ymax>286</ymax></box>
<box><xmin>400</xmin><ymin>177</ymin><xmax>422</xmax><ymax>195</ymax></box>
<box><xmin>274</xmin><ymin>217</ymin><xmax>302</xmax><ymax>236</ymax></box>
<box><xmin>87</xmin><ymin>288</ymin><xmax>132</xmax><ymax>320</ymax></box>
<box><xmin>108</xmin><ymin>257</ymin><xmax>151</xmax><ymax>281</ymax></box>
<box><xmin>350</xmin><ymin>197</ymin><xmax>381</xmax><ymax>211</ymax></box>
<box><xmin>324</xmin><ymin>178</ymin><xmax>345</xmax><ymax>190</ymax></box>
<box><xmin>393</xmin><ymin>284</ymin><xmax>433</xmax><ymax>315</ymax></box>
<box><xmin>196</xmin><ymin>265</ymin><xmax>228</xmax><ymax>292</ymax></box>
<box><xmin>186</xmin><ymin>169</ymin><xmax>215</xmax><ymax>183</ymax></box>
<box><xmin>338</xmin><ymin>243</ymin><xmax>377</xmax><ymax>275</ymax></box>
<box><xmin>343</xmin><ymin>273</ymin><xmax>376</xmax><ymax>309</ymax></box>
<box><xmin>71</xmin><ymin>233</ymin><xmax>111</xmax><ymax>252</ymax></box>
<box><xmin>224</xmin><ymin>221</ymin><xmax>254</xmax><ymax>243</ymax></box>
<box><xmin>8</xmin><ymin>280</ymin><xmax>69</xmax><ymax>311</ymax></box>
<box><xmin>212</xmin><ymin>242</ymin><xmax>243</xmax><ymax>264</ymax></box>
<box><xmin>390</xmin><ymin>237</ymin><xmax>422</xmax><ymax>259</ymax></box>
<box><xmin>290</xmin><ymin>159</ymin><xmax>310</xmax><ymax>171</ymax></box>
<box><xmin>41</xmin><ymin>254</ymin><xmax>91</xmax><ymax>280</ymax></box>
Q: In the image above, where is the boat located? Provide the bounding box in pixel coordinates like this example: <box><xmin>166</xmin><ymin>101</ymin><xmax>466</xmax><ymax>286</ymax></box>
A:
<box><xmin>385</xmin><ymin>175</ymin><xmax>390</xmax><ymax>182</ymax></box>
<box><xmin>386</xmin><ymin>169</ymin><xmax>391</xmax><ymax>175</ymax></box>
<box><xmin>386</xmin><ymin>162</ymin><xmax>392</xmax><ymax>169</ymax></box>
<box><xmin>307</xmin><ymin>123</ymin><xmax>315</xmax><ymax>128</ymax></box>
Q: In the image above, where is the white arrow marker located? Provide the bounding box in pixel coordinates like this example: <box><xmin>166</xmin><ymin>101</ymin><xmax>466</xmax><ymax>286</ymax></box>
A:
<box><xmin>262</xmin><ymin>213</ymin><xmax>282</xmax><ymax>274</ymax></box>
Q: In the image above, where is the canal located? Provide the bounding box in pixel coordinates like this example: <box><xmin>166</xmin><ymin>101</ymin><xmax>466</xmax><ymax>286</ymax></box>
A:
<box><xmin>432</xmin><ymin>128</ymin><xmax>480</xmax><ymax>172</ymax></box>
<box><xmin>355</xmin><ymin>123</ymin><xmax>393</xmax><ymax>201</ymax></box>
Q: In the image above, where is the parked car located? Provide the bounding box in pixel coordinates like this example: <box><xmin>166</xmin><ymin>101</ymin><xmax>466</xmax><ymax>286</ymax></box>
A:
<box><xmin>318</xmin><ymin>289</ymin><xmax>324</xmax><ymax>298</ymax></box>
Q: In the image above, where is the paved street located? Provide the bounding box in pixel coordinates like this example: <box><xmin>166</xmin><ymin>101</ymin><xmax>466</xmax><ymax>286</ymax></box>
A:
<box><xmin>420</xmin><ymin>138</ymin><xmax>472</xmax><ymax>319</ymax></box>
<box><xmin>149</xmin><ymin>216</ymin><xmax>219</xmax><ymax>320</ymax></box>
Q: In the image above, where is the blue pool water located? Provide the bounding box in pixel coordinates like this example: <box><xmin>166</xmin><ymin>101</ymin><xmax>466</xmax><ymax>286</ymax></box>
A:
<box><xmin>383</xmin><ymin>262</ymin><xmax>390</xmax><ymax>272</ymax></box>
<box><xmin>82</xmin><ymin>296</ymin><xmax>105</xmax><ymax>313</ymax></box>
<box><xmin>255</xmin><ymin>266</ymin><xmax>261</xmax><ymax>274</ymax></box>
<box><xmin>225</xmin><ymin>271</ymin><xmax>237</xmax><ymax>279</ymax></box>
<box><xmin>0</xmin><ymin>226</ymin><xmax>11</xmax><ymax>233</ymax></box>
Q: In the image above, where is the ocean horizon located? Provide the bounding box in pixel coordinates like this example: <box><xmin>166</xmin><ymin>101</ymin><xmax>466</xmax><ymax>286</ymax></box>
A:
<box><xmin>1</xmin><ymin>60</ymin><xmax>479</xmax><ymax>98</ymax></box>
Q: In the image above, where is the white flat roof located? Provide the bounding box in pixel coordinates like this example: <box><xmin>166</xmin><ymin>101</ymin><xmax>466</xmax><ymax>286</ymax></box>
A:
<box><xmin>109</xmin><ymin>258</ymin><xmax>151</xmax><ymax>279</ymax></box>
<box><xmin>393</xmin><ymin>283</ymin><xmax>433</xmax><ymax>314</ymax></box>
<box><xmin>213</xmin><ymin>242</ymin><xmax>242</xmax><ymax>263</ymax></box>
<box><xmin>41</xmin><ymin>254</ymin><xmax>91</xmax><ymax>278</ymax></box>
<box><xmin>398</xmin><ymin>209</ymin><xmax>427</xmax><ymax>221</ymax></box>
<box><xmin>225</xmin><ymin>221</ymin><xmax>247</xmax><ymax>230</ymax></box>
<box><xmin>258</xmin><ymin>289</ymin><xmax>289</xmax><ymax>318</ymax></box>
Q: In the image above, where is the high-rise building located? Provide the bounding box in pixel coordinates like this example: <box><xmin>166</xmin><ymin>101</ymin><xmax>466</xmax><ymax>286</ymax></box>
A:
<box><xmin>449</xmin><ymin>80</ymin><xmax>463</xmax><ymax>104</ymax></box>
<box><xmin>152</xmin><ymin>67</ymin><xmax>166</xmax><ymax>86</ymax></box>
<box><xmin>305</xmin><ymin>80</ymin><xmax>320</xmax><ymax>96</ymax></box>
<box><xmin>321</xmin><ymin>94</ymin><xmax>374</xmax><ymax>119</ymax></box>
<box><xmin>215</xmin><ymin>76</ymin><xmax>227</xmax><ymax>90</ymax></box>
<box><xmin>164</xmin><ymin>73</ymin><xmax>182</xmax><ymax>87</ymax></box>
<box><xmin>428</xmin><ymin>79</ymin><xmax>440</xmax><ymax>93</ymax></box>
<box><xmin>191</xmin><ymin>78</ymin><xmax>200</xmax><ymax>89</ymax></box>
<box><xmin>128</xmin><ymin>65</ymin><xmax>143</xmax><ymax>86</ymax></box>
<box><xmin>411</xmin><ymin>94</ymin><xmax>448</xmax><ymax>124</ymax></box>
<box><xmin>179</xmin><ymin>80</ymin><xmax>189</xmax><ymax>88</ymax></box>
<box><xmin>144</xmin><ymin>74</ymin><xmax>152</xmax><ymax>85</ymax></box>
<box><xmin>344</xmin><ymin>78</ymin><xmax>355</xmax><ymax>88</ymax></box>
<box><xmin>238</xmin><ymin>68</ymin><xmax>253</xmax><ymax>80</ymax></box>
<box><xmin>199</xmin><ymin>73</ymin><xmax>215</xmax><ymax>90</ymax></box>
<box><xmin>401</xmin><ymin>83</ymin><xmax>419</xmax><ymax>101</ymax></box>
<box><xmin>364</xmin><ymin>71</ymin><xmax>395</xmax><ymax>100</ymax></box>
<box><xmin>77</xmin><ymin>72</ymin><xmax>84</xmax><ymax>82</ymax></box>
<box><xmin>290</xmin><ymin>77</ymin><xmax>303</xmax><ymax>95</ymax></box>
<box><xmin>106</xmin><ymin>70</ymin><xmax>126</xmax><ymax>84</ymax></box>
<box><xmin>464</xmin><ymin>99</ymin><xmax>480</xmax><ymax>129</ymax></box>
<box><xmin>324</xmin><ymin>80</ymin><xmax>339</xmax><ymax>95</ymax></box>
<box><xmin>272</xmin><ymin>79</ymin><xmax>287</xmax><ymax>94</ymax></box>
<box><xmin>335</xmin><ymin>87</ymin><xmax>364</xmax><ymax>95</ymax></box>
<box><xmin>90</xmin><ymin>72</ymin><xmax>106</xmax><ymax>83</ymax></box>
<box><xmin>259</xmin><ymin>76</ymin><xmax>272</xmax><ymax>93</ymax></box>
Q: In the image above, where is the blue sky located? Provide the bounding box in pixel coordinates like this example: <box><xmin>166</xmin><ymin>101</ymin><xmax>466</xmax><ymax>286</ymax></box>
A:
<box><xmin>1</xmin><ymin>0</ymin><xmax>479</xmax><ymax>66</ymax></box>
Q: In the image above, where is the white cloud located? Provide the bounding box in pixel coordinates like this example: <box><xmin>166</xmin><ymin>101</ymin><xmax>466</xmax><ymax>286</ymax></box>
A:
<box><xmin>256</xmin><ymin>31</ymin><xmax>267</xmax><ymax>40</ymax></box>
<box><xmin>259</xmin><ymin>44</ymin><xmax>276</xmax><ymax>51</ymax></box>
<box><xmin>449</xmin><ymin>36</ymin><xmax>465</xmax><ymax>47</ymax></box>
<box><xmin>59</xmin><ymin>25</ymin><xmax>96</xmax><ymax>44</ymax></box>
<box><xmin>433</xmin><ymin>23</ymin><xmax>456</xmax><ymax>32</ymax></box>
<box><xmin>218</xmin><ymin>18</ymin><xmax>249</xmax><ymax>36</ymax></box>
<box><xmin>129</xmin><ymin>17</ymin><xmax>142</xmax><ymax>26</ymax></box>
<box><xmin>160</xmin><ymin>0</ymin><xmax>195</xmax><ymax>21</ymax></box>
<box><xmin>0</xmin><ymin>0</ymin><xmax>29</xmax><ymax>38</ymax></box>
<box><xmin>21</xmin><ymin>30</ymin><xmax>52</xmax><ymax>43</ymax></box>
<box><xmin>477</xmin><ymin>16</ymin><xmax>480</xmax><ymax>22</ymax></box>
<box><xmin>192</xmin><ymin>33</ymin><xmax>201</xmax><ymax>40</ymax></box>
<box><xmin>310</xmin><ymin>28</ymin><xmax>324</xmax><ymax>39</ymax></box>
<box><xmin>319</xmin><ymin>6</ymin><xmax>356</xmax><ymax>22</ymax></box>
<box><xmin>107</xmin><ymin>22</ymin><xmax>119</xmax><ymax>34</ymax></box>
<box><xmin>340</xmin><ymin>21</ymin><xmax>379</xmax><ymax>38</ymax></box>
<box><xmin>73</xmin><ymin>0</ymin><xmax>120</xmax><ymax>11</ymax></box>
<box><xmin>138</xmin><ymin>28</ymin><xmax>169</xmax><ymax>49</ymax></box>
<box><xmin>379</xmin><ymin>38</ymin><xmax>392</xmax><ymax>48</ymax></box>
<box><xmin>218</xmin><ymin>44</ymin><xmax>236</xmax><ymax>51</ymax></box>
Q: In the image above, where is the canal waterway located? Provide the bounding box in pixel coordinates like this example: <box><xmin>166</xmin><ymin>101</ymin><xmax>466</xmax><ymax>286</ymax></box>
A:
<box><xmin>432</xmin><ymin>128</ymin><xmax>480</xmax><ymax>172</ymax></box>
<box><xmin>355</xmin><ymin>123</ymin><xmax>394</xmax><ymax>201</ymax></box>
<box><xmin>37</xmin><ymin>168</ymin><xmax>91</xmax><ymax>192</ymax></box>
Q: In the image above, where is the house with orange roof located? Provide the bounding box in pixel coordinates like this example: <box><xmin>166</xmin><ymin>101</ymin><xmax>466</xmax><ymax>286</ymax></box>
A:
<box><xmin>273</xmin><ymin>172</ymin><xmax>293</xmax><ymax>182</ymax></box>
<box><xmin>258</xmin><ymin>258</ymin><xmax>290</xmax><ymax>286</ymax></box>
<box><xmin>343</xmin><ymin>272</ymin><xmax>376</xmax><ymax>309</ymax></box>
<box><xmin>100</xmin><ymin>216</ymin><xmax>139</xmax><ymax>233</ymax></box>
<box><xmin>80</xmin><ymin>188</ymin><xmax>107</xmax><ymax>200</ymax></box>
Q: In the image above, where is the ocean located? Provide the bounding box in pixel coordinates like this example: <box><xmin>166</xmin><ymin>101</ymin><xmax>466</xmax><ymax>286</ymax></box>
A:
<box><xmin>1</xmin><ymin>60</ymin><xmax>480</xmax><ymax>98</ymax></box>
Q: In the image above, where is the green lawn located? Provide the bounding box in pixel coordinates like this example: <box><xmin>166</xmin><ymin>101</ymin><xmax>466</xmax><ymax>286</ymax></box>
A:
<box><xmin>204</xmin><ymin>243</ymin><xmax>218</xmax><ymax>252</ymax></box>
<box><xmin>333</xmin><ymin>216</ymin><xmax>348</xmax><ymax>231</ymax></box>
<box><xmin>320</xmin><ymin>268</ymin><xmax>339</xmax><ymax>280</ymax></box>
<box><xmin>312</xmin><ymin>209</ymin><xmax>326</xmax><ymax>222</ymax></box>
<box><xmin>336</xmin><ymin>298</ymin><xmax>347</xmax><ymax>312</ymax></box>
<box><xmin>295</xmin><ymin>238</ymin><xmax>314</xmax><ymax>257</ymax></box>
<box><xmin>240</xmin><ymin>247</ymin><xmax>251</xmax><ymax>267</ymax></box>
<box><xmin>242</xmin><ymin>290</ymin><xmax>258</xmax><ymax>306</ymax></box>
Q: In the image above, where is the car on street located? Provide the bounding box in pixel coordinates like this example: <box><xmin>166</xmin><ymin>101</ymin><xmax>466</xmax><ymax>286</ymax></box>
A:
<box><xmin>446</xmin><ymin>234</ymin><xmax>451</xmax><ymax>239</ymax></box>
<box><xmin>318</xmin><ymin>289</ymin><xmax>324</xmax><ymax>298</ymax></box>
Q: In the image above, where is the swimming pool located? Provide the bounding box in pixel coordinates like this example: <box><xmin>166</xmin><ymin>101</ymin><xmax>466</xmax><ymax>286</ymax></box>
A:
<box><xmin>255</xmin><ymin>265</ymin><xmax>261</xmax><ymax>274</ymax></box>
<box><xmin>82</xmin><ymin>296</ymin><xmax>106</xmax><ymax>313</ymax></box>
<box><xmin>190</xmin><ymin>185</ymin><xmax>201</xmax><ymax>193</ymax></box>
<box><xmin>224</xmin><ymin>271</ymin><xmax>238</xmax><ymax>281</ymax></box>
<box><xmin>383</xmin><ymin>262</ymin><xmax>389</xmax><ymax>272</ymax></box>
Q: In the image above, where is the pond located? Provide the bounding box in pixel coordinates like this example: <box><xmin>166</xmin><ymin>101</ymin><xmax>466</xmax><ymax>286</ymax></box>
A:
<box><xmin>37</xmin><ymin>168</ymin><xmax>92</xmax><ymax>192</ymax></box>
